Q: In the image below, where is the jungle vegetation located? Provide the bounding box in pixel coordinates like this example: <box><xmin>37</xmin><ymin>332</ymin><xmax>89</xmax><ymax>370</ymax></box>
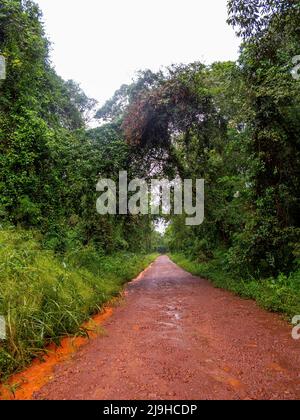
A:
<box><xmin>0</xmin><ymin>0</ymin><xmax>299</xmax><ymax>378</ymax></box>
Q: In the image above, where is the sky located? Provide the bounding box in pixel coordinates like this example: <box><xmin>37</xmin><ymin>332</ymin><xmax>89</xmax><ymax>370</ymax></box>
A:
<box><xmin>35</xmin><ymin>0</ymin><xmax>240</xmax><ymax>107</ymax></box>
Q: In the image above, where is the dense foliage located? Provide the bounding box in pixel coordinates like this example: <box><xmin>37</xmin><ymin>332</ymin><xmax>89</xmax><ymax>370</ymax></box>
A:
<box><xmin>0</xmin><ymin>0</ymin><xmax>155</xmax><ymax>254</ymax></box>
<box><xmin>0</xmin><ymin>0</ymin><xmax>157</xmax><ymax>379</ymax></box>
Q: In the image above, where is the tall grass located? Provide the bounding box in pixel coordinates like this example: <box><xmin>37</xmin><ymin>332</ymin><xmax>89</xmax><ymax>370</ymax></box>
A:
<box><xmin>170</xmin><ymin>253</ymin><xmax>300</xmax><ymax>319</ymax></box>
<box><xmin>0</xmin><ymin>227</ymin><xmax>157</xmax><ymax>379</ymax></box>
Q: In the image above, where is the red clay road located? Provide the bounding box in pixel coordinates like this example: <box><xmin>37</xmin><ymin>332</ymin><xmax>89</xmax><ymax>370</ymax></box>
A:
<box><xmin>35</xmin><ymin>256</ymin><xmax>300</xmax><ymax>400</ymax></box>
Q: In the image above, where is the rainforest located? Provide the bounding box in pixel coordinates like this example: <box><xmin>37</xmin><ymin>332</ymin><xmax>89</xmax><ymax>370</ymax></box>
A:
<box><xmin>0</xmin><ymin>0</ymin><xmax>299</xmax><ymax>400</ymax></box>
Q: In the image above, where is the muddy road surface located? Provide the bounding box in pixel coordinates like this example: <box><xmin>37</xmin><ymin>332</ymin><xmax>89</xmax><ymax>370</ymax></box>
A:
<box><xmin>35</xmin><ymin>256</ymin><xmax>300</xmax><ymax>400</ymax></box>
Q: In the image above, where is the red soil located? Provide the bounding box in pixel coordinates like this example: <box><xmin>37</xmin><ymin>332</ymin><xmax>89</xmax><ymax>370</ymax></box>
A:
<box><xmin>3</xmin><ymin>256</ymin><xmax>300</xmax><ymax>400</ymax></box>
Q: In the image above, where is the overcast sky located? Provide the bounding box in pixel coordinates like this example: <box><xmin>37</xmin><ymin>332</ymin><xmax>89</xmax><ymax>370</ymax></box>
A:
<box><xmin>36</xmin><ymin>0</ymin><xmax>240</xmax><ymax>106</ymax></box>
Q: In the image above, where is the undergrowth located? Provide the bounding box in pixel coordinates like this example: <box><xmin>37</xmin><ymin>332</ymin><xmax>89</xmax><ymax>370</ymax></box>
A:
<box><xmin>0</xmin><ymin>227</ymin><xmax>157</xmax><ymax>380</ymax></box>
<box><xmin>170</xmin><ymin>252</ymin><xmax>300</xmax><ymax>319</ymax></box>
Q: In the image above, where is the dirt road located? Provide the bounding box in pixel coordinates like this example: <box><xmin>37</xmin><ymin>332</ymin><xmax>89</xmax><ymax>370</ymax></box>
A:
<box><xmin>35</xmin><ymin>256</ymin><xmax>300</xmax><ymax>400</ymax></box>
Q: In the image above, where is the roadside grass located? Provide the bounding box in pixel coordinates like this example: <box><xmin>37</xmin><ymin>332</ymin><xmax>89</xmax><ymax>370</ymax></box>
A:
<box><xmin>0</xmin><ymin>227</ymin><xmax>157</xmax><ymax>379</ymax></box>
<box><xmin>170</xmin><ymin>253</ymin><xmax>300</xmax><ymax>319</ymax></box>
